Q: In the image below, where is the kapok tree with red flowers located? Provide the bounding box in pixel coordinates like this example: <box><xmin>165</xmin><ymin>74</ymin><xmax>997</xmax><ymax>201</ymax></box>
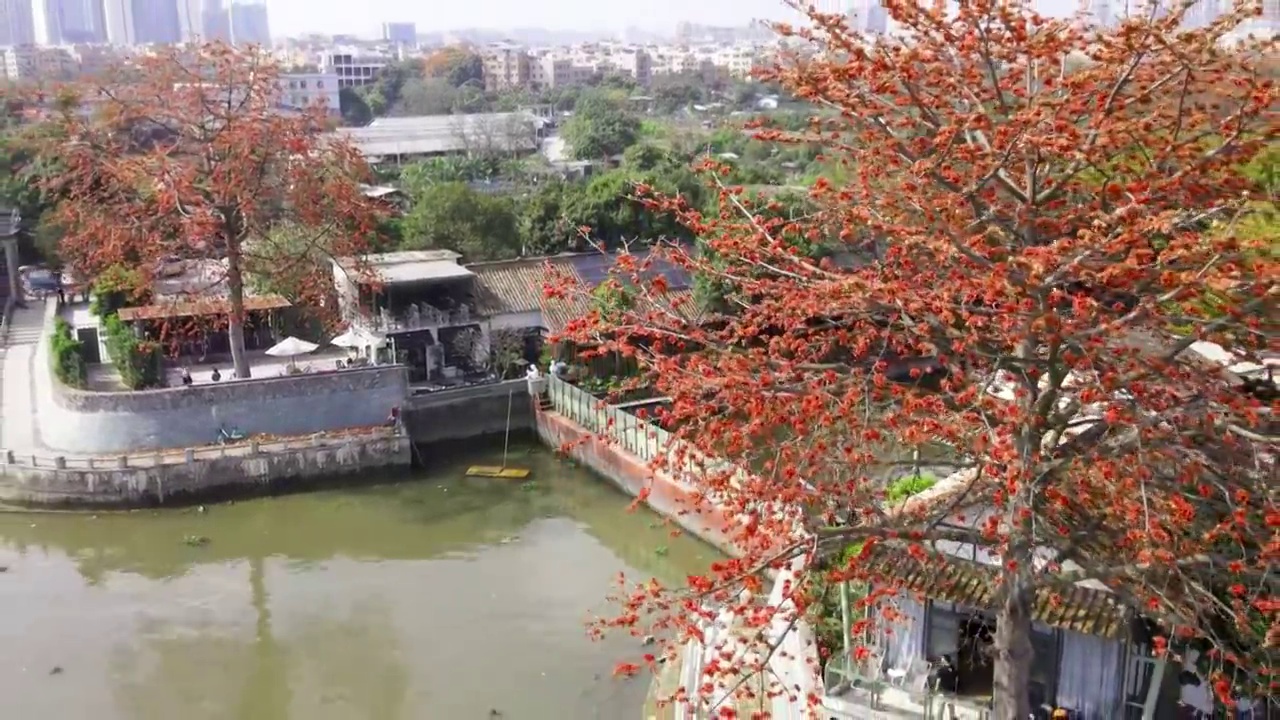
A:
<box><xmin>556</xmin><ymin>2</ymin><xmax>1277</xmax><ymax>717</ymax></box>
<box><xmin>40</xmin><ymin>43</ymin><xmax>383</xmax><ymax>378</ymax></box>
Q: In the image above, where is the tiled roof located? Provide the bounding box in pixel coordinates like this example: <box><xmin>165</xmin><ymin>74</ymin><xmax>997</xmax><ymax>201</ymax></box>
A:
<box><xmin>117</xmin><ymin>294</ymin><xmax>292</xmax><ymax>322</ymax></box>
<box><xmin>470</xmin><ymin>256</ymin><xmax>579</xmax><ymax>317</ymax></box>
<box><xmin>862</xmin><ymin>542</ymin><xmax>1132</xmax><ymax>639</ymax></box>
<box><xmin>469</xmin><ymin>252</ymin><xmax>705</xmax><ymax>335</ymax></box>
<box><xmin>540</xmin><ymin>287</ymin><xmax>700</xmax><ymax>335</ymax></box>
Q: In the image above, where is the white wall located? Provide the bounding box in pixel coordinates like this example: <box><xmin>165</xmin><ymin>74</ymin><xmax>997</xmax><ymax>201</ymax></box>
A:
<box><xmin>488</xmin><ymin>311</ymin><xmax>542</xmax><ymax>332</ymax></box>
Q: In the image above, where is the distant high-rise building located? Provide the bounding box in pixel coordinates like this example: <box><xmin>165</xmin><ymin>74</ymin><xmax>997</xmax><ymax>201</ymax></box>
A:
<box><xmin>175</xmin><ymin>0</ymin><xmax>200</xmax><ymax>41</ymax></box>
<box><xmin>848</xmin><ymin>0</ymin><xmax>889</xmax><ymax>34</ymax></box>
<box><xmin>38</xmin><ymin>0</ymin><xmax>108</xmax><ymax>44</ymax></box>
<box><xmin>131</xmin><ymin>0</ymin><xmax>181</xmax><ymax>43</ymax></box>
<box><xmin>1078</xmin><ymin>0</ymin><xmax>1114</xmax><ymax>27</ymax></box>
<box><xmin>0</xmin><ymin>0</ymin><xmax>37</xmax><ymax>45</ymax></box>
<box><xmin>1183</xmin><ymin>0</ymin><xmax>1222</xmax><ymax>28</ymax></box>
<box><xmin>101</xmin><ymin>0</ymin><xmax>133</xmax><ymax>44</ymax></box>
<box><xmin>201</xmin><ymin>0</ymin><xmax>230</xmax><ymax>41</ymax></box>
<box><xmin>228</xmin><ymin>0</ymin><xmax>268</xmax><ymax>45</ymax></box>
<box><xmin>381</xmin><ymin>21</ymin><xmax>415</xmax><ymax>45</ymax></box>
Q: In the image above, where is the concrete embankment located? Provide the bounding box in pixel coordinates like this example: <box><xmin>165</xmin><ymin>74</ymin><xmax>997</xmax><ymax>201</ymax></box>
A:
<box><xmin>402</xmin><ymin>379</ymin><xmax>533</xmax><ymax>446</ymax></box>
<box><xmin>0</xmin><ymin>431</ymin><xmax>411</xmax><ymax>508</ymax></box>
<box><xmin>532</xmin><ymin>376</ymin><xmax>738</xmax><ymax>557</ymax></box>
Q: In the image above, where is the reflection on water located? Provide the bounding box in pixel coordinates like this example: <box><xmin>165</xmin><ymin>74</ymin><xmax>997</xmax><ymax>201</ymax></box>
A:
<box><xmin>0</xmin><ymin>446</ymin><xmax>715</xmax><ymax>720</ymax></box>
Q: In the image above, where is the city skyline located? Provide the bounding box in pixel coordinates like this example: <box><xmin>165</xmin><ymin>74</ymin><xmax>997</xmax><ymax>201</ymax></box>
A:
<box><xmin>0</xmin><ymin>0</ymin><xmax>270</xmax><ymax>45</ymax></box>
<box><xmin>2</xmin><ymin>0</ymin><xmax>1275</xmax><ymax>46</ymax></box>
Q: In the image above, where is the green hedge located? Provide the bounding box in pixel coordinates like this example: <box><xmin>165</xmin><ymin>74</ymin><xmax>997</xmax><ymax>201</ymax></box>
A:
<box><xmin>50</xmin><ymin>318</ymin><xmax>87</xmax><ymax>388</ymax></box>
<box><xmin>885</xmin><ymin>473</ymin><xmax>938</xmax><ymax>503</ymax></box>
<box><xmin>102</xmin><ymin>314</ymin><xmax>164</xmax><ymax>390</ymax></box>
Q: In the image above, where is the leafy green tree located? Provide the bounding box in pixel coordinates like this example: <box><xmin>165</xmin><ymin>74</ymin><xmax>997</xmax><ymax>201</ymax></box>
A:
<box><xmin>622</xmin><ymin>143</ymin><xmax>668</xmax><ymax>173</ymax></box>
<box><xmin>400</xmin><ymin>182</ymin><xmax>521</xmax><ymax>261</ymax></box>
<box><xmin>519</xmin><ymin>180</ymin><xmax>577</xmax><ymax>255</ymax></box>
<box><xmin>1</xmin><ymin>105</ymin><xmax>70</xmax><ymax>263</ymax></box>
<box><xmin>338</xmin><ymin>87</ymin><xmax>372</xmax><ymax>125</ymax></box>
<box><xmin>562</xmin><ymin>90</ymin><xmax>641</xmax><ymax>161</ymax></box>
<box><xmin>423</xmin><ymin>47</ymin><xmax>484</xmax><ymax>88</ymax></box>
<box><xmin>399</xmin><ymin>156</ymin><xmax>503</xmax><ymax>189</ymax></box>
<box><xmin>355</xmin><ymin>59</ymin><xmax>425</xmax><ymax>118</ymax></box>
<box><xmin>560</xmin><ymin>165</ymin><xmax>703</xmax><ymax>248</ymax></box>
<box><xmin>648</xmin><ymin>72</ymin><xmax>706</xmax><ymax>113</ymax></box>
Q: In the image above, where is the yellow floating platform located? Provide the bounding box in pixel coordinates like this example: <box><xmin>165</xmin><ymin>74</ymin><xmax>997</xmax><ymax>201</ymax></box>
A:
<box><xmin>465</xmin><ymin>466</ymin><xmax>531</xmax><ymax>479</ymax></box>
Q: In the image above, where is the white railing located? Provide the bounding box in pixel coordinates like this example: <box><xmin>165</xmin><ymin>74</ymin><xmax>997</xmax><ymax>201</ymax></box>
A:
<box><xmin>545</xmin><ymin>374</ymin><xmax>750</xmax><ymax>486</ymax></box>
<box><xmin>350</xmin><ymin>303</ymin><xmax>475</xmax><ymax>335</ymax></box>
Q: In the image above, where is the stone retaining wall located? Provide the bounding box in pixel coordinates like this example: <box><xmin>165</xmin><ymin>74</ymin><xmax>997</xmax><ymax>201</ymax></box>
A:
<box><xmin>0</xmin><ymin>434</ymin><xmax>411</xmax><ymax>507</ymax></box>
<box><xmin>35</xmin><ymin>312</ymin><xmax>410</xmax><ymax>453</ymax></box>
<box><xmin>403</xmin><ymin>379</ymin><xmax>533</xmax><ymax>445</ymax></box>
<box><xmin>537</xmin><ymin>411</ymin><xmax>737</xmax><ymax>556</ymax></box>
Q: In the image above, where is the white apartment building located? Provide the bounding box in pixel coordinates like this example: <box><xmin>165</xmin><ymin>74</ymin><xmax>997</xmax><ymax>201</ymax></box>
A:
<box><xmin>0</xmin><ymin>44</ymin><xmax>77</xmax><ymax>81</ymax></box>
<box><xmin>481</xmin><ymin>44</ymin><xmax>530</xmax><ymax>92</ymax></box>
<box><xmin>321</xmin><ymin>48</ymin><xmax>391</xmax><ymax>88</ymax></box>
<box><xmin>277</xmin><ymin>71</ymin><xmax>340</xmax><ymax>114</ymax></box>
<box><xmin>69</xmin><ymin>43</ymin><xmax>126</xmax><ymax>77</ymax></box>
<box><xmin>483</xmin><ymin>40</ymin><xmax>780</xmax><ymax>92</ymax></box>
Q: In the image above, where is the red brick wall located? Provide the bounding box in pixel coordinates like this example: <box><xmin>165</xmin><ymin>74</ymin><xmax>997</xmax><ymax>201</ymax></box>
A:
<box><xmin>536</xmin><ymin>408</ymin><xmax>740</xmax><ymax>557</ymax></box>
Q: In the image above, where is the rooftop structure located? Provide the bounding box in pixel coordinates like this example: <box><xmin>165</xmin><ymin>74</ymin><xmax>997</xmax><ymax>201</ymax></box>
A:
<box><xmin>333</xmin><ymin>112</ymin><xmax>547</xmax><ymax>161</ymax></box>
<box><xmin>336</xmin><ymin>250</ymin><xmax>474</xmax><ymax>286</ymax></box>
<box><xmin>117</xmin><ymin>258</ymin><xmax>290</xmax><ymax>321</ymax></box>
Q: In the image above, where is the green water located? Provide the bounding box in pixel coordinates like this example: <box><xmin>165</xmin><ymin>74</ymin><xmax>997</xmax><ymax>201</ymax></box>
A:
<box><xmin>0</xmin><ymin>446</ymin><xmax>715</xmax><ymax>720</ymax></box>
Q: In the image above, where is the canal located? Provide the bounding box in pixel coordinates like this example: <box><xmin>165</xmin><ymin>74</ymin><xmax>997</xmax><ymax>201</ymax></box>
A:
<box><xmin>0</xmin><ymin>445</ymin><xmax>716</xmax><ymax>720</ymax></box>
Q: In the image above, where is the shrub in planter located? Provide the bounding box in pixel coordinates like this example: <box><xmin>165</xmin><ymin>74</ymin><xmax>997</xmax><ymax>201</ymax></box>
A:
<box><xmin>50</xmin><ymin>318</ymin><xmax>88</xmax><ymax>388</ymax></box>
<box><xmin>885</xmin><ymin>472</ymin><xmax>938</xmax><ymax>502</ymax></box>
<box><xmin>102</xmin><ymin>314</ymin><xmax>164</xmax><ymax>390</ymax></box>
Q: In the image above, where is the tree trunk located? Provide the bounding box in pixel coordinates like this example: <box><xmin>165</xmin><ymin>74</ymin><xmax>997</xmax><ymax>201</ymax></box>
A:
<box><xmin>991</xmin><ymin>567</ymin><xmax>1035</xmax><ymax>720</ymax></box>
<box><xmin>226</xmin><ymin>240</ymin><xmax>252</xmax><ymax>379</ymax></box>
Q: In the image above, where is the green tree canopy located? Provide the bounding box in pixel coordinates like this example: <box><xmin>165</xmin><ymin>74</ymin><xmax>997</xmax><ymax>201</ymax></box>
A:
<box><xmin>400</xmin><ymin>182</ymin><xmax>521</xmax><ymax>261</ymax></box>
<box><xmin>562</xmin><ymin>90</ymin><xmax>641</xmax><ymax>161</ymax></box>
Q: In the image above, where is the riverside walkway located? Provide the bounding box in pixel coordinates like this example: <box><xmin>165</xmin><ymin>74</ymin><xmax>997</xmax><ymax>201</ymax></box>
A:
<box><xmin>0</xmin><ymin>300</ymin><xmax>393</xmax><ymax>468</ymax></box>
<box><xmin>0</xmin><ymin>301</ymin><xmax>47</xmax><ymax>455</ymax></box>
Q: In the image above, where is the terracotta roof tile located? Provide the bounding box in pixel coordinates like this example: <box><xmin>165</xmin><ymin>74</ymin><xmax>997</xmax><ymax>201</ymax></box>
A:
<box><xmin>469</xmin><ymin>253</ymin><xmax>705</xmax><ymax>335</ymax></box>
<box><xmin>862</xmin><ymin>542</ymin><xmax>1132</xmax><ymax>639</ymax></box>
<box><xmin>470</xmin><ymin>256</ymin><xmax>579</xmax><ymax>317</ymax></box>
<box><xmin>117</xmin><ymin>294</ymin><xmax>292</xmax><ymax>322</ymax></box>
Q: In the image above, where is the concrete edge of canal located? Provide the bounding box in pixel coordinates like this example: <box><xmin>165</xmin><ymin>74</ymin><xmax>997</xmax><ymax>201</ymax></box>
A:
<box><xmin>0</xmin><ymin>431</ymin><xmax>412</xmax><ymax>508</ymax></box>
<box><xmin>532</xmin><ymin>394</ymin><xmax>824</xmax><ymax>720</ymax></box>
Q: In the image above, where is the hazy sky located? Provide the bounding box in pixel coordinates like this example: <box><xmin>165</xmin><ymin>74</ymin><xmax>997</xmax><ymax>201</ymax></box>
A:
<box><xmin>265</xmin><ymin>0</ymin><xmax>1082</xmax><ymax>38</ymax></box>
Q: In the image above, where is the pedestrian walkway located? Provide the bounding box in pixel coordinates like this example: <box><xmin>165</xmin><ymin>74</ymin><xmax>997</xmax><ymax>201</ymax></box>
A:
<box><xmin>0</xmin><ymin>301</ymin><xmax>48</xmax><ymax>453</ymax></box>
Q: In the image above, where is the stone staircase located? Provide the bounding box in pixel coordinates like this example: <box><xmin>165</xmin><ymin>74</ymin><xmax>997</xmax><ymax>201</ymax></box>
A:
<box><xmin>4</xmin><ymin>304</ymin><xmax>45</xmax><ymax>347</ymax></box>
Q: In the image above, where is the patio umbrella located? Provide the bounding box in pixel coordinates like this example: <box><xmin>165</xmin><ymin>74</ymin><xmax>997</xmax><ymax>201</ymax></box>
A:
<box><xmin>329</xmin><ymin>329</ymin><xmax>364</xmax><ymax>349</ymax></box>
<box><xmin>265</xmin><ymin>336</ymin><xmax>319</xmax><ymax>358</ymax></box>
<box><xmin>330</xmin><ymin>328</ymin><xmax>386</xmax><ymax>357</ymax></box>
<box><xmin>330</xmin><ymin>328</ymin><xmax>385</xmax><ymax>349</ymax></box>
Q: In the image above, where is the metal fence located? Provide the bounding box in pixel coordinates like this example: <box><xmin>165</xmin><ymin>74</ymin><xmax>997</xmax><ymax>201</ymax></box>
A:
<box><xmin>544</xmin><ymin>374</ymin><xmax>748</xmax><ymax>487</ymax></box>
<box><xmin>1</xmin><ymin>430</ymin><xmax>400</xmax><ymax>472</ymax></box>
<box><xmin>545</xmin><ymin>373</ymin><xmax>669</xmax><ymax>462</ymax></box>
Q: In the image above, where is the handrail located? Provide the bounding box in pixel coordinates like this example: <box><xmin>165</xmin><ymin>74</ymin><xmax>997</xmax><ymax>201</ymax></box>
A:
<box><xmin>0</xmin><ymin>428</ymin><xmax>402</xmax><ymax>472</ymax></box>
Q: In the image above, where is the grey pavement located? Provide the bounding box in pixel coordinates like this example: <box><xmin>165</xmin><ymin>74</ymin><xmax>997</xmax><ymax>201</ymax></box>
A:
<box><xmin>0</xmin><ymin>301</ymin><xmax>46</xmax><ymax>454</ymax></box>
<box><xmin>0</xmin><ymin>300</ymin><xmax>385</xmax><ymax>460</ymax></box>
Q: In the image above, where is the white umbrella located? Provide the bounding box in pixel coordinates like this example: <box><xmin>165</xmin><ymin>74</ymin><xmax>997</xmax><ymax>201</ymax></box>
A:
<box><xmin>330</xmin><ymin>328</ymin><xmax>385</xmax><ymax>349</ymax></box>
<box><xmin>265</xmin><ymin>336</ymin><xmax>320</xmax><ymax>358</ymax></box>
<box><xmin>331</xmin><ymin>327</ymin><xmax>386</xmax><ymax>352</ymax></box>
<box><xmin>329</xmin><ymin>328</ymin><xmax>365</xmax><ymax>349</ymax></box>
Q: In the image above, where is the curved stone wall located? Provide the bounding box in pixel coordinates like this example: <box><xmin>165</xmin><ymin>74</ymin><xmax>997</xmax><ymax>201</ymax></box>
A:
<box><xmin>35</xmin><ymin>335</ymin><xmax>409</xmax><ymax>454</ymax></box>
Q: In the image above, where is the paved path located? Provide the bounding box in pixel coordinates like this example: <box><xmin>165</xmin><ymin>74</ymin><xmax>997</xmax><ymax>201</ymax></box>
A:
<box><xmin>0</xmin><ymin>301</ymin><xmax>47</xmax><ymax>454</ymax></box>
<box><xmin>0</xmin><ymin>301</ymin><xmax>396</xmax><ymax>463</ymax></box>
